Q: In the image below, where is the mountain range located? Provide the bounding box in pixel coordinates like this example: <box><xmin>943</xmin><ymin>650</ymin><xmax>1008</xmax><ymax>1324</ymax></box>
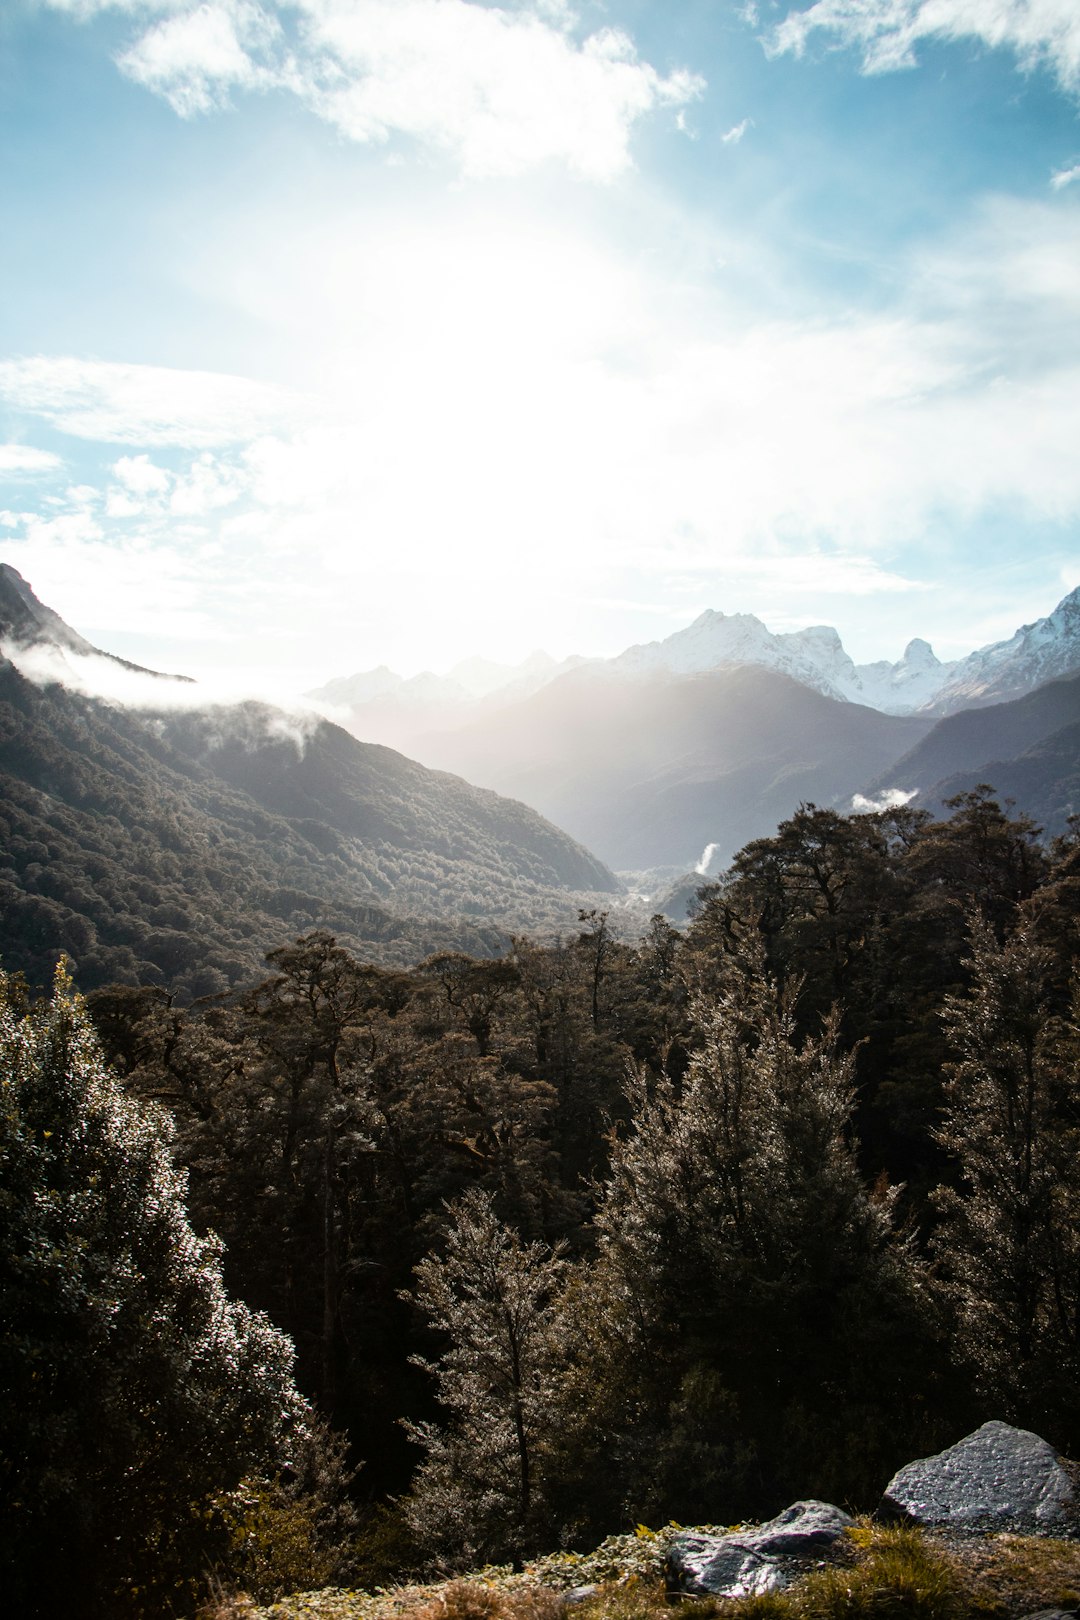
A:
<box><xmin>311</xmin><ymin>584</ymin><xmax>1080</xmax><ymax>736</ymax></box>
<box><xmin>2</xmin><ymin>563</ymin><xmax>1078</xmax><ymax>995</ymax></box>
<box><xmin>342</xmin><ymin>587</ymin><xmax>1080</xmax><ymax>874</ymax></box>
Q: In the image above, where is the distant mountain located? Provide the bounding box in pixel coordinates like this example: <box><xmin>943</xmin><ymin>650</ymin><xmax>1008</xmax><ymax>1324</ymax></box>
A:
<box><xmin>928</xmin><ymin>587</ymin><xmax>1080</xmax><ymax>713</ymax></box>
<box><xmin>0</xmin><ymin>570</ymin><xmax>619</xmax><ymax>995</ymax></box>
<box><xmin>306</xmin><ymin>649</ymin><xmax>586</xmax><ymax>750</ymax></box>
<box><xmin>312</xmin><ymin>588</ymin><xmax>1080</xmax><ymax>756</ymax></box>
<box><xmin>419</xmin><ymin>662</ymin><xmax>934</xmax><ymax>871</ymax></box>
<box><xmin>609</xmin><ymin>610</ymin><xmax>956</xmax><ymax>713</ymax></box>
<box><xmin>861</xmin><ymin>670</ymin><xmax>1080</xmax><ymax>835</ymax></box>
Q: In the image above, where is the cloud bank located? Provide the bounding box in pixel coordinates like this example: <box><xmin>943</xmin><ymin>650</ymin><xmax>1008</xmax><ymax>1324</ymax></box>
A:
<box><xmin>46</xmin><ymin>0</ymin><xmax>703</xmax><ymax>180</ymax></box>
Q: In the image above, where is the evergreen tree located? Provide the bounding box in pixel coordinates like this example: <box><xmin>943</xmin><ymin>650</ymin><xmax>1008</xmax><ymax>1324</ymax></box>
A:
<box><xmin>0</xmin><ymin>965</ymin><xmax>309</xmax><ymax>1617</ymax></box>
<box><xmin>568</xmin><ymin>933</ymin><xmax>938</xmax><ymax>1525</ymax></box>
<box><xmin>403</xmin><ymin>1189</ymin><xmax>567</xmax><ymax>1568</ymax></box>
<box><xmin>932</xmin><ymin>917</ymin><xmax>1080</xmax><ymax>1444</ymax></box>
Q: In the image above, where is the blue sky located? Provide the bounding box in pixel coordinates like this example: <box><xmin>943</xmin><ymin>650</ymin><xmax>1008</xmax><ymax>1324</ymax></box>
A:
<box><xmin>2</xmin><ymin>0</ymin><xmax>1079</xmax><ymax>690</ymax></box>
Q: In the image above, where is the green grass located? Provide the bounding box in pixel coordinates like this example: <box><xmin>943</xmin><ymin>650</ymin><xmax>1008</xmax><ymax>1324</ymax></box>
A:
<box><xmin>233</xmin><ymin>1521</ymin><xmax>1080</xmax><ymax>1620</ymax></box>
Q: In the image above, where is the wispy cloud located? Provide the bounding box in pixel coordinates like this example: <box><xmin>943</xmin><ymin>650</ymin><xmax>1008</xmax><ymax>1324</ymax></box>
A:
<box><xmin>117</xmin><ymin>0</ymin><xmax>282</xmax><ymax>117</ymax></box>
<box><xmin>722</xmin><ymin>117</ymin><xmax>752</xmax><ymax>144</ymax></box>
<box><xmin>0</xmin><ymin>445</ymin><xmax>63</xmax><ymax>476</ymax></box>
<box><xmin>1051</xmin><ymin>162</ymin><xmax>1080</xmax><ymax>188</ymax></box>
<box><xmin>2</xmin><ymin>637</ymin><xmax>322</xmax><ymax>754</ymax></box>
<box><xmin>770</xmin><ymin>0</ymin><xmax>1080</xmax><ymax>92</ymax></box>
<box><xmin>0</xmin><ymin>357</ymin><xmax>305</xmax><ymax>448</ymax></box>
<box><xmin>45</xmin><ymin>0</ymin><xmax>703</xmax><ymax>181</ymax></box>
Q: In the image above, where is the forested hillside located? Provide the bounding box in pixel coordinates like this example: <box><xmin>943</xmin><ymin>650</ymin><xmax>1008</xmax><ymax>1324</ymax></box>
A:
<box><xmin>5</xmin><ymin>787</ymin><xmax>1078</xmax><ymax>1616</ymax></box>
<box><xmin>0</xmin><ymin>658</ymin><xmax>619</xmax><ymax>996</ymax></box>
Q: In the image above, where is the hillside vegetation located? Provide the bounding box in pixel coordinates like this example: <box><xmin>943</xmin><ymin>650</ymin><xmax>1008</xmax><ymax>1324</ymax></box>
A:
<box><xmin>4</xmin><ymin>789</ymin><xmax>1080</xmax><ymax>1617</ymax></box>
<box><xmin>0</xmin><ymin>659</ymin><xmax>619</xmax><ymax>997</ymax></box>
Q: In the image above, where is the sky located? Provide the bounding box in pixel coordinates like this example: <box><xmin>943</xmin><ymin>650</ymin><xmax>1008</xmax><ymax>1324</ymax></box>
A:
<box><xmin>1</xmin><ymin>0</ymin><xmax>1080</xmax><ymax>692</ymax></box>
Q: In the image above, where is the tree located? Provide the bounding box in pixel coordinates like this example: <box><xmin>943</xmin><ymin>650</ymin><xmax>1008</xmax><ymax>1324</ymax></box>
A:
<box><xmin>569</xmin><ymin>932</ymin><xmax>937</xmax><ymax>1525</ymax></box>
<box><xmin>0</xmin><ymin>965</ymin><xmax>309</xmax><ymax>1617</ymax></box>
<box><xmin>932</xmin><ymin>917</ymin><xmax>1080</xmax><ymax>1443</ymax></box>
<box><xmin>403</xmin><ymin>1189</ymin><xmax>567</xmax><ymax>1568</ymax></box>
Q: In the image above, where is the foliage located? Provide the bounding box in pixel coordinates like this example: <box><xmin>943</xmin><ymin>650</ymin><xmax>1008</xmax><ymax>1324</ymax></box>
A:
<box><xmin>403</xmin><ymin>1190</ymin><xmax>568</xmax><ymax>1567</ymax></box>
<box><xmin>0</xmin><ymin>662</ymin><xmax>616</xmax><ymax>997</ymax></box>
<box><xmin>0</xmin><ymin>964</ymin><xmax>309</xmax><ymax>1617</ymax></box>
<box><xmin>215</xmin><ymin>1418</ymin><xmax>362</xmax><ymax>1604</ymax></box>
<box><xmin>932</xmin><ymin>916</ymin><xmax>1080</xmax><ymax>1440</ymax></box>
<box><xmin>560</xmin><ymin>932</ymin><xmax>938</xmax><ymax>1525</ymax></box>
<box><xmin>238</xmin><ymin>1525</ymin><xmax>1080</xmax><ymax>1620</ymax></box>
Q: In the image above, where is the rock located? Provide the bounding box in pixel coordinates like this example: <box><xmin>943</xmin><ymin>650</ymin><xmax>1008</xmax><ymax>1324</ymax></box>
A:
<box><xmin>666</xmin><ymin>1500</ymin><xmax>854</xmax><ymax>1597</ymax></box>
<box><xmin>880</xmin><ymin>1421</ymin><xmax>1077</xmax><ymax>1536</ymax></box>
<box><xmin>560</xmin><ymin>1588</ymin><xmax>599</xmax><ymax>1607</ymax></box>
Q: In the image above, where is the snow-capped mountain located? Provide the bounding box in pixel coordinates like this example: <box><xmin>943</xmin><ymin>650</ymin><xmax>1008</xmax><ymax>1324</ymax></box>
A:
<box><xmin>310</xmin><ymin>585</ymin><xmax>1080</xmax><ymax>750</ymax></box>
<box><xmin>609</xmin><ymin>609</ymin><xmax>956</xmax><ymax>714</ymax></box>
<box><xmin>928</xmin><ymin>586</ymin><xmax>1080</xmax><ymax>714</ymax></box>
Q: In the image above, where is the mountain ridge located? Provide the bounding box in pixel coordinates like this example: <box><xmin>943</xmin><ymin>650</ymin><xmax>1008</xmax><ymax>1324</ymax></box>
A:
<box><xmin>0</xmin><ymin>568</ymin><xmax>621</xmax><ymax>995</ymax></box>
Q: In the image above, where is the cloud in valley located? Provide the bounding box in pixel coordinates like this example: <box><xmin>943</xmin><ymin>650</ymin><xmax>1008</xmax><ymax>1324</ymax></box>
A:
<box><xmin>2</xmin><ymin>635</ymin><xmax>322</xmax><ymax>754</ymax></box>
<box><xmin>851</xmin><ymin>788</ymin><xmax>918</xmax><ymax>813</ymax></box>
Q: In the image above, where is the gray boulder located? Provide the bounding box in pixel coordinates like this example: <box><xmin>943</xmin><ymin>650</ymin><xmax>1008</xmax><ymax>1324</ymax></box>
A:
<box><xmin>880</xmin><ymin>1421</ymin><xmax>1077</xmax><ymax>1536</ymax></box>
<box><xmin>666</xmin><ymin>1500</ymin><xmax>855</xmax><ymax>1598</ymax></box>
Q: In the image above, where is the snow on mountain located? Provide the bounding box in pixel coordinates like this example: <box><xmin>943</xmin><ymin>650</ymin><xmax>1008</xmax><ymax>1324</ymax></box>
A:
<box><xmin>928</xmin><ymin>586</ymin><xmax>1080</xmax><ymax>713</ymax></box>
<box><xmin>608</xmin><ymin>609</ymin><xmax>955</xmax><ymax>713</ymax></box>
<box><xmin>310</xmin><ymin>585</ymin><xmax>1080</xmax><ymax>741</ymax></box>
<box><xmin>848</xmin><ymin>638</ymin><xmax>954</xmax><ymax>712</ymax></box>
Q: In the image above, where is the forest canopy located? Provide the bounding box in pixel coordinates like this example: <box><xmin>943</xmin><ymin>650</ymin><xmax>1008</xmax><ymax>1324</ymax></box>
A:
<box><xmin>3</xmin><ymin>788</ymin><xmax>1080</xmax><ymax>1615</ymax></box>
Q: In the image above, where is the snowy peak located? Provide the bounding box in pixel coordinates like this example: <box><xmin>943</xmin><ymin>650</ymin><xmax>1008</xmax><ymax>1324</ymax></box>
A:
<box><xmin>930</xmin><ymin>586</ymin><xmax>1080</xmax><ymax>713</ymax></box>
<box><xmin>607</xmin><ymin>608</ymin><xmax>943</xmax><ymax>707</ymax></box>
<box><xmin>611</xmin><ymin>610</ymin><xmax>850</xmax><ymax>700</ymax></box>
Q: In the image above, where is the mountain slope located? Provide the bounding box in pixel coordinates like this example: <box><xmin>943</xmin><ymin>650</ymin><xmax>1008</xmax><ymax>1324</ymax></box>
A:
<box><xmin>0</xmin><ymin>571</ymin><xmax>619</xmax><ymax>994</ymax></box>
<box><xmin>861</xmin><ymin>671</ymin><xmax>1080</xmax><ymax>833</ymax></box>
<box><xmin>928</xmin><ymin>586</ymin><xmax>1080</xmax><ymax>713</ymax></box>
<box><xmin>419</xmin><ymin>663</ymin><xmax>934</xmax><ymax>871</ymax></box>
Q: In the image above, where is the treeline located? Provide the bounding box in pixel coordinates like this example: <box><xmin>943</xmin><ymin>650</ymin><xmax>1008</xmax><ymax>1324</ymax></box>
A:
<box><xmin>3</xmin><ymin>788</ymin><xmax>1080</xmax><ymax>1615</ymax></box>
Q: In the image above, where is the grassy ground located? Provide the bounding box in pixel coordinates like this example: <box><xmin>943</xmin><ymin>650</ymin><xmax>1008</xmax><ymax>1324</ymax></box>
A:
<box><xmin>207</xmin><ymin>1520</ymin><xmax>1080</xmax><ymax>1620</ymax></box>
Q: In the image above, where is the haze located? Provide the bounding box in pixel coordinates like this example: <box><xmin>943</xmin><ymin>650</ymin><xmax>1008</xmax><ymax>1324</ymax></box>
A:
<box><xmin>2</xmin><ymin>0</ymin><xmax>1080</xmax><ymax>692</ymax></box>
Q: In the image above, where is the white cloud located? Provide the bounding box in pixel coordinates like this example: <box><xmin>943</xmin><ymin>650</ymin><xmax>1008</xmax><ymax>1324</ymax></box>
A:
<box><xmin>8</xmin><ymin>188</ymin><xmax>1080</xmax><ymax>676</ymax></box>
<box><xmin>852</xmin><ymin>788</ymin><xmax>917</xmax><ymax>813</ymax></box>
<box><xmin>112</xmin><ymin>452</ymin><xmax>172</xmax><ymax>494</ymax></box>
<box><xmin>169</xmin><ymin>452</ymin><xmax>248</xmax><ymax>514</ymax></box>
<box><xmin>45</xmin><ymin>0</ymin><xmax>702</xmax><ymax>181</ymax></box>
<box><xmin>771</xmin><ymin>0</ymin><xmax>1080</xmax><ymax>92</ymax></box>
<box><xmin>0</xmin><ymin>356</ymin><xmax>305</xmax><ymax>447</ymax></box>
<box><xmin>117</xmin><ymin>1</ymin><xmax>281</xmax><ymax>116</ymax></box>
<box><xmin>722</xmin><ymin>117</ymin><xmax>752</xmax><ymax>144</ymax></box>
<box><xmin>0</xmin><ymin>444</ymin><xmax>63</xmax><ymax>476</ymax></box>
<box><xmin>296</xmin><ymin>0</ymin><xmax>702</xmax><ymax>180</ymax></box>
<box><xmin>1052</xmin><ymin>162</ymin><xmax>1080</xmax><ymax>188</ymax></box>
